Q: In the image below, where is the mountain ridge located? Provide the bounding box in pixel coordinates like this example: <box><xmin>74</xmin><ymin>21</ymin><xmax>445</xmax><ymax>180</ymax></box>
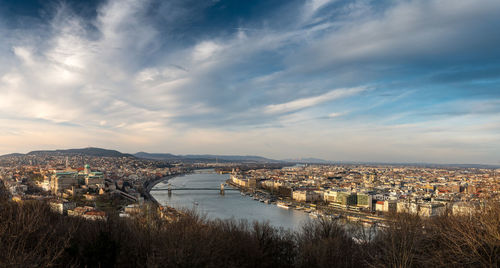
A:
<box><xmin>1</xmin><ymin>147</ymin><xmax>134</xmax><ymax>158</ymax></box>
<box><xmin>0</xmin><ymin>148</ymin><xmax>280</xmax><ymax>163</ymax></box>
<box><xmin>1</xmin><ymin>148</ymin><xmax>499</xmax><ymax>168</ymax></box>
<box><xmin>133</xmin><ymin>152</ymin><xmax>279</xmax><ymax>163</ymax></box>
<box><xmin>281</xmin><ymin>157</ymin><xmax>333</xmax><ymax>164</ymax></box>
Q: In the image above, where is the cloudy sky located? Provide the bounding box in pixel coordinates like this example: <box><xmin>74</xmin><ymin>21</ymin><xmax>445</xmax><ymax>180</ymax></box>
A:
<box><xmin>0</xmin><ymin>0</ymin><xmax>499</xmax><ymax>164</ymax></box>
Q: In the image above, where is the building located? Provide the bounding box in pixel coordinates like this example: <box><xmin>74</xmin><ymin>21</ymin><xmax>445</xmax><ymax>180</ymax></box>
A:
<box><xmin>375</xmin><ymin>201</ymin><xmax>385</xmax><ymax>212</ymax></box>
<box><xmin>397</xmin><ymin>200</ymin><xmax>410</xmax><ymax>213</ymax></box>
<box><xmin>50</xmin><ymin>171</ymin><xmax>78</xmax><ymax>194</ymax></box>
<box><xmin>324</xmin><ymin>190</ymin><xmax>338</xmax><ymax>203</ymax></box>
<box><xmin>376</xmin><ymin>200</ymin><xmax>397</xmax><ymax>213</ymax></box>
<box><xmin>383</xmin><ymin>200</ymin><xmax>397</xmax><ymax>213</ymax></box>
<box><xmin>452</xmin><ymin>202</ymin><xmax>478</xmax><ymax>215</ymax></box>
<box><xmin>82</xmin><ymin>164</ymin><xmax>104</xmax><ymax>188</ymax></box>
<box><xmin>356</xmin><ymin>193</ymin><xmax>373</xmax><ymax>210</ymax></box>
<box><xmin>37</xmin><ymin>177</ymin><xmax>51</xmax><ymax>191</ymax></box>
<box><xmin>397</xmin><ymin>201</ymin><xmax>446</xmax><ymax>217</ymax></box>
<box><xmin>324</xmin><ymin>190</ymin><xmax>372</xmax><ymax>209</ymax></box>
<box><xmin>419</xmin><ymin>203</ymin><xmax>446</xmax><ymax>217</ymax></box>
<box><xmin>230</xmin><ymin>174</ymin><xmax>257</xmax><ymax>188</ymax></box>
<box><xmin>337</xmin><ymin>192</ymin><xmax>357</xmax><ymax>206</ymax></box>
<box><xmin>68</xmin><ymin>206</ymin><xmax>95</xmax><ymax>217</ymax></box>
<box><xmin>49</xmin><ymin>200</ymin><xmax>76</xmax><ymax>215</ymax></box>
<box><xmin>292</xmin><ymin>189</ymin><xmax>322</xmax><ymax>202</ymax></box>
<box><xmin>82</xmin><ymin>211</ymin><xmax>106</xmax><ymax>221</ymax></box>
<box><xmin>67</xmin><ymin>206</ymin><xmax>106</xmax><ymax>220</ymax></box>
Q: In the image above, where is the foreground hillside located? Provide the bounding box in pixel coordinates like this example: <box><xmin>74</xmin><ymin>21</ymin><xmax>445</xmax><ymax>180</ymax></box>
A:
<box><xmin>0</xmin><ymin>189</ymin><xmax>498</xmax><ymax>267</ymax></box>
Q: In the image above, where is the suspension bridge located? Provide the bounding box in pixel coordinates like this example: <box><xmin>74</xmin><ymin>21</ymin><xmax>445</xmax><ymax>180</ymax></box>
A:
<box><xmin>150</xmin><ymin>183</ymin><xmax>237</xmax><ymax>195</ymax></box>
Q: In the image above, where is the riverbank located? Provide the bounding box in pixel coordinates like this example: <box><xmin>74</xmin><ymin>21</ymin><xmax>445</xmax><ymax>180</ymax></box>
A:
<box><xmin>143</xmin><ymin>172</ymin><xmax>188</xmax><ymax>205</ymax></box>
<box><xmin>142</xmin><ymin>173</ymin><xmax>190</xmax><ymax>220</ymax></box>
<box><xmin>226</xmin><ymin>179</ymin><xmax>387</xmax><ymax>227</ymax></box>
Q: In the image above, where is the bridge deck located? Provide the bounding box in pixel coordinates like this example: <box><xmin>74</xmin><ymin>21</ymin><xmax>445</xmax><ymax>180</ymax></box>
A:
<box><xmin>150</xmin><ymin>188</ymin><xmax>239</xmax><ymax>191</ymax></box>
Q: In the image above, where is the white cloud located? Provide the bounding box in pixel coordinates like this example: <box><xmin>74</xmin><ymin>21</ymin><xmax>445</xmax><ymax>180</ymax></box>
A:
<box><xmin>327</xmin><ymin>112</ymin><xmax>343</xmax><ymax>118</ymax></box>
<box><xmin>264</xmin><ymin>86</ymin><xmax>367</xmax><ymax>114</ymax></box>
<box><xmin>292</xmin><ymin>0</ymin><xmax>500</xmax><ymax>72</ymax></box>
<box><xmin>192</xmin><ymin>41</ymin><xmax>223</xmax><ymax>62</ymax></box>
<box><xmin>13</xmin><ymin>47</ymin><xmax>35</xmax><ymax>66</ymax></box>
<box><xmin>303</xmin><ymin>0</ymin><xmax>337</xmax><ymax>21</ymax></box>
<box><xmin>0</xmin><ymin>0</ymin><xmax>498</xmax><ymax>164</ymax></box>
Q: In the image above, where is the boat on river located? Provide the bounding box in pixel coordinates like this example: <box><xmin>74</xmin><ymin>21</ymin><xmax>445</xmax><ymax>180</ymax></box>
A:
<box><xmin>277</xmin><ymin>201</ymin><xmax>290</xmax><ymax>209</ymax></box>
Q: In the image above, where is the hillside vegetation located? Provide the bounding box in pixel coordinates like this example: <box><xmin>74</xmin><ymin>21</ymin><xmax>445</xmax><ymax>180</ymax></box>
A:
<box><xmin>0</xmin><ymin>189</ymin><xmax>498</xmax><ymax>267</ymax></box>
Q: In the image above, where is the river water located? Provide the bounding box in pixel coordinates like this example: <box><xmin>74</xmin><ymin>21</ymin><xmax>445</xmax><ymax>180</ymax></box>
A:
<box><xmin>151</xmin><ymin>169</ymin><xmax>310</xmax><ymax>230</ymax></box>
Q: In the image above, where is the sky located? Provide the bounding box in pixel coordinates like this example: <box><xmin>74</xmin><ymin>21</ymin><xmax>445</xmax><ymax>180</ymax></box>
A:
<box><xmin>0</xmin><ymin>0</ymin><xmax>499</xmax><ymax>164</ymax></box>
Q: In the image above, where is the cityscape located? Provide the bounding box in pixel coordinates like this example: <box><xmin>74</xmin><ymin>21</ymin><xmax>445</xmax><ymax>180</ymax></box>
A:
<box><xmin>1</xmin><ymin>148</ymin><xmax>498</xmax><ymax>223</ymax></box>
<box><xmin>1</xmin><ymin>148</ymin><xmax>499</xmax><ymax>265</ymax></box>
<box><xmin>1</xmin><ymin>0</ymin><xmax>500</xmax><ymax>267</ymax></box>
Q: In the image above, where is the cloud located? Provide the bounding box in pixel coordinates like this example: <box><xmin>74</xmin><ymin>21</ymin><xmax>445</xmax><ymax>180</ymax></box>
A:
<box><xmin>191</xmin><ymin>41</ymin><xmax>223</xmax><ymax>62</ymax></box>
<box><xmin>12</xmin><ymin>47</ymin><xmax>35</xmax><ymax>66</ymax></box>
<box><xmin>291</xmin><ymin>0</ymin><xmax>500</xmax><ymax>73</ymax></box>
<box><xmin>303</xmin><ymin>0</ymin><xmax>337</xmax><ymax>20</ymax></box>
<box><xmin>264</xmin><ymin>86</ymin><xmax>367</xmax><ymax>114</ymax></box>
<box><xmin>327</xmin><ymin>112</ymin><xmax>343</xmax><ymax>118</ymax></box>
<box><xmin>0</xmin><ymin>0</ymin><xmax>499</xmax><ymax>164</ymax></box>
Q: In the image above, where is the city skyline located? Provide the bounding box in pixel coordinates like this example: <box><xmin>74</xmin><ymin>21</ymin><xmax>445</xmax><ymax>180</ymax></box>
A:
<box><xmin>1</xmin><ymin>0</ymin><xmax>499</xmax><ymax>164</ymax></box>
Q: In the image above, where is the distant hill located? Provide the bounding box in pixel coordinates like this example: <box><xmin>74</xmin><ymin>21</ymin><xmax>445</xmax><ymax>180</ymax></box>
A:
<box><xmin>183</xmin><ymin>154</ymin><xmax>276</xmax><ymax>162</ymax></box>
<box><xmin>134</xmin><ymin>152</ymin><xmax>279</xmax><ymax>163</ymax></box>
<box><xmin>26</xmin><ymin>147</ymin><xmax>134</xmax><ymax>158</ymax></box>
<box><xmin>2</xmin><ymin>148</ymin><xmax>497</xmax><ymax>168</ymax></box>
<box><xmin>134</xmin><ymin>152</ymin><xmax>179</xmax><ymax>161</ymax></box>
<box><xmin>0</xmin><ymin>153</ymin><xmax>25</xmax><ymax>158</ymax></box>
<box><xmin>282</xmin><ymin>157</ymin><xmax>332</xmax><ymax>164</ymax></box>
<box><xmin>0</xmin><ymin>148</ymin><xmax>278</xmax><ymax>163</ymax></box>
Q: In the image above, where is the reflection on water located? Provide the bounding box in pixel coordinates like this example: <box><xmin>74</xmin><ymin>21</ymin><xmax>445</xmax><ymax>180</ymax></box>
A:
<box><xmin>151</xmin><ymin>169</ymin><xmax>310</xmax><ymax>230</ymax></box>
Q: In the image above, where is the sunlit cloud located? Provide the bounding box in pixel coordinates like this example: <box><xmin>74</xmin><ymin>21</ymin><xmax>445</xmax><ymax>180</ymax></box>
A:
<box><xmin>0</xmin><ymin>0</ymin><xmax>498</xmax><ymax>164</ymax></box>
<box><xmin>264</xmin><ymin>86</ymin><xmax>367</xmax><ymax>114</ymax></box>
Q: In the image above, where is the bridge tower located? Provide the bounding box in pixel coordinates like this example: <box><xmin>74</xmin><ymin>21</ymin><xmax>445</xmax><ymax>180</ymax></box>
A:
<box><xmin>220</xmin><ymin>183</ymin><xmax>225</xmax><ymax>195</ymax></box>
<box><xmin>168</xmin><ymin>184</ymin><xmax>172</xmax><ymax>196</ymax></box>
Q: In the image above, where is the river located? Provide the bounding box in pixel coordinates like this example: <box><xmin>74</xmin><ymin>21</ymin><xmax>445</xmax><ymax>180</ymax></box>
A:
<box><xmin>151</xmin><ymin>169</ymin><xmax>310</xmax><ymax>230</ymax></box>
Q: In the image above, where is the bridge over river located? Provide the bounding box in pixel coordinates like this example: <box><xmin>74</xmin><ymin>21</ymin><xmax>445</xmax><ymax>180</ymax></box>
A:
<box><xmin>150</xmin><ymin>188</ymin><xmax>239</xmax><ymax>191</ymax></box>
<box><xmin>150</xmin><ymin>183</ymin><xmax>238</xmax><ymax>195</ymax></box>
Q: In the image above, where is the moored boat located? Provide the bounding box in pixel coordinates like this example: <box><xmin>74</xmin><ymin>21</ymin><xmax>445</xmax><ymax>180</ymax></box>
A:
<box><xmin>277</xmin><ymin>201</ymin><xmax>290</xmax><ymax>209</ymax></box>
